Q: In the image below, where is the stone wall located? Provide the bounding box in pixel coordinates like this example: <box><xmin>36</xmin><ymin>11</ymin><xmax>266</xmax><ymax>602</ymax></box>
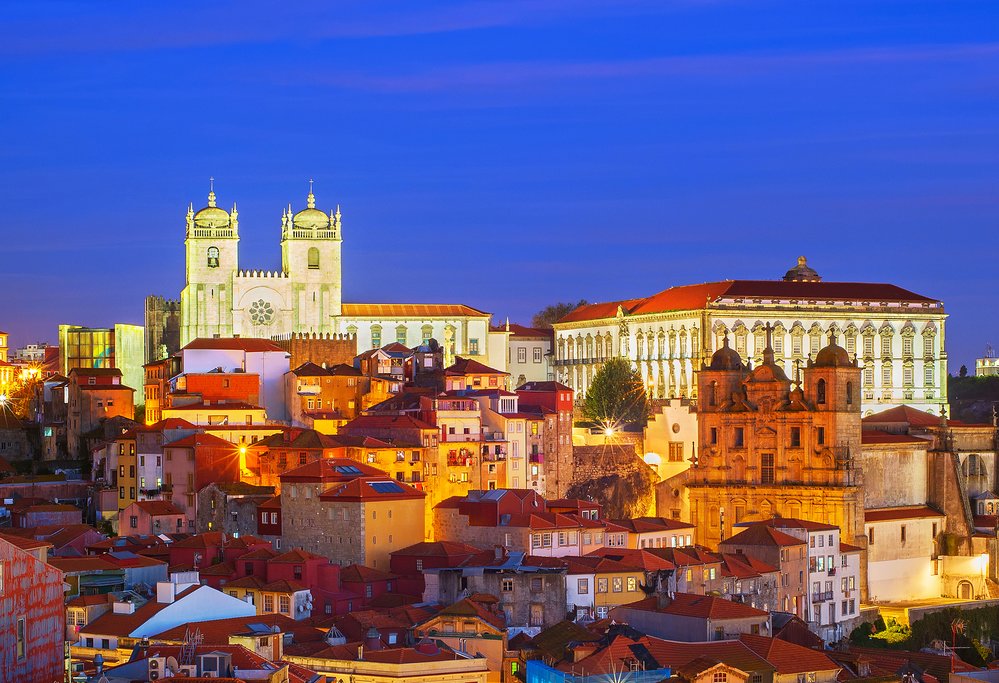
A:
<box><xmin>276</xmin><ymin>332</ymin><xmax>357</xmax><ymax>370</ymax></box>
<box><xmin>144</xmin><ymin>295</ymin><xmax>181</xmax><ymax>363</ymax></box>
<box><xmin>566</xmin><ymin>444</ymin><xmax>658</xmax><ymax>518</ymax></box>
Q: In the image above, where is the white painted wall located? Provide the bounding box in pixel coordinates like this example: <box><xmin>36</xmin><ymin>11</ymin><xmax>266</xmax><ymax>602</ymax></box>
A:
<box><xmin>130</xmin><ymin>585</ymin><xmax>256</xmax><ymax>638</ymax></box>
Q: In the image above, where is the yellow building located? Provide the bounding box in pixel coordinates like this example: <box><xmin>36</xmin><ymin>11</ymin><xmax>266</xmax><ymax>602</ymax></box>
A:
<box><xmin>414</xmin><ymin>596</ymin><xmax>507</xmax><ymax>683</ymax></box>
<box><xmin>565</xmin><ymin>556</ymin><xmax>647</xmax><ymax>620</ymax></box>
<box><xmin>285</xmin><ymin>641</ymin><xmax>489</xmax><ymax>683</ymax></box>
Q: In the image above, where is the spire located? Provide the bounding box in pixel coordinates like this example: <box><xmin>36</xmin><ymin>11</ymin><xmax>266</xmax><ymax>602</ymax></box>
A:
<box><xmin>307</xmin><ymin>178</ymin><xmax>316</xmax><ymax>209</ymax></box>
<box><xmin>505</xmin><ymin>317</ymin><xmax>510</xmax><ymax>332</ymax></box>
<box><xmin>207</xmin><ymin>176</ymin><xmax>217</xmax><ymax>207</ymax></box>
<box><xmin>762</xmin><ymin>323</ymin><xmax>776</xmax><ymax>365</ymax></box>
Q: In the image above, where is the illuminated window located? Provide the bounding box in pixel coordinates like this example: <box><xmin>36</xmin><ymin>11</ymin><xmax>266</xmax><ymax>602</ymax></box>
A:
<box><xmin>207</xmin><ymin>246</ymin><xmax>220</xmax><ymax>268</ymax></box>
<box><xmin>307</xmin><ymin>247</ymin><xmax>320</xmax><ymax>269</ymax></box>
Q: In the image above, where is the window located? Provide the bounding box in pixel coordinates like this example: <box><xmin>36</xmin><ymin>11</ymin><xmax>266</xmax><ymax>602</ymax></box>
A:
<box><xmin>713</xmin><ymin>673</ymin><xmax>728</xmax><ymax>683</ymax></box>
<box><xmin>16</xmin><ymin>616</ymin><xmax>26</xmax><ymax>660</ymax></box>
<box><xmin>925</xmin><ymin>364</ymin><xmax>935</xmax><ymax>386</ymax></box>
<box><xmin>264</xmin><ymin>595</ymin><xmax>274</xmax><ymax>612</ymax></box>
<box><xmin>668</xmin><ymin>442</ymin><xmax>684</xmax><ymax>462</ymax></box>
<box><xmin>903</xmin><ymin>336</ymin><xmax>913</xmax><ymax>357</ymax></box>
<box><xmin>901</xmin><ymin>525</ymin><xmax>906</xmax><ymax>543</ymax></box>
<box><xmin>816</xmin><ymin>378</ymin><xmax>826</xmax><ymax>404</ymax></box>
<box><xmin>534</xmin><ymin>347</ymin><xmax>543</xmax><ymax>363</ymax></box>
<box><xmin>710</xmin><ymin>427</ymin><xmax>718</xmax><ymax>445</ymax></box>
<box><xmin>816</xmin><ymin>426</ymin><xmax>825</xmax><ymax>445</ymax></box>
<box><xmin>531</xmin><ymin>577</ymin><xmax>543</xmax><ymax>592</ymax></box>
<box><xmin>517</xmin><ymin>347</ymin><xmax>527</xmax><ymax>363</ymax></box>
<box><xmin>279</xmin><ymin>595</ymin><xmax>291</xmax><ymax>613</ymax></box>
<box><xmin>612</xmin><ymin>577</ymin><xmax>624</xmax><ymax>592</ymax></box>
<box><xmin>868</xmin><ymin>527</ymin><xmax>874</xmax><ymax>545</ymax></box>
<box><xmin>627</xmin><ymin>577</ymin><xmax>637</xmax><ymax>592</ymax></box>
<box><xmin>469</xmin><ymin>338</ymin><xmax>479</xmax><ymax>354</ymax></box>
<box><xmin>790</xmin><ymin>427</ymin><xmax>801</xmax><ymax>447</ymax></box>
<box><xmin>371</xmin><ymin>326</ymin><xmax>382</xmax><ymax>349</ymax></box>
<box><xmin>207</xmin><ymin>246</ymin><xmax>220</xmax><ymax>267</ymax></box>
<box><xmin>846</xmin><ymin>381</ymin><xmax>853</xmax><ymax>405</ymax></box>
<box><xmin>396</xmin><ymin>326</ymin><xmax>407</xmax><ymax>345</ymax></box>
<box><xmin>760</xmin><ymin>453</ymin><xmax>775</xmax><ymax>484</ymax></box>
<box><xmin>597</xmin><ymin>578</ymin><xmax>608</xmax><ymax>593</ymax></box>
<box><xmin>577</xmin><ymin>578</ymin><xmax>589</xmax><ymax>594</ymax></box>
<box><xmin>734</xmin><ymin>427</ymin><xmax>744</xmax><ymax>447</ymax></box>
<box><xmin>502</xmin><ymin>579</ymin><xmax>514</xmax><ymax>592</ymax></box>
<box><xmin>307</xmin><ymin>247</ymin><xmax>320</xmax><ymax>269</ymax></box>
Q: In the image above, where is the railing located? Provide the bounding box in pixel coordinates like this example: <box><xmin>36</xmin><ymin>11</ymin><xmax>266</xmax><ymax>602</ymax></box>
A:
<box><xmin>827</xmin><ymin>567</ymin><xmax>837</xmax><ymax>577</ymax></box>
<box><xmin>812</xmin><ymin>591</ymin><xmax>833</xmax><ymax>602</ymax></box>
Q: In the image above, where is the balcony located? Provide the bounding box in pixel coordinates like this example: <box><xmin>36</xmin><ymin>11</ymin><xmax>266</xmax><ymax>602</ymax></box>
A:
<box><xmin>297</xmin><ymin>385</ymin><xmax>321</xmax><ymax>396</ymax></box>
<box><xmin>482</xmin><ymin>452</ymin><xmax>506</xmax><ymax>462</ymax></box>
<box><xmin>827</xmin><ymin>567</ymin><xmax>837</xmax><ymax>577</ymax></box>
<box><xmin>811</xmin><ymin>591</ymin><xmax>833</xmax><ymax>603</ymax></box>
<box><xmin>530</xmin><ymin>453</ymin><xmax>544</xmax><ymax>464</ymax></box>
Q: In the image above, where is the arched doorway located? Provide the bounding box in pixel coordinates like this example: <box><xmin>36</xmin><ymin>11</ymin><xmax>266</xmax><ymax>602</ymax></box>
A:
<box><xmin>958</xmin><ymin>580</ymin><xmax>973</xmax><ymax>599</ymax></box>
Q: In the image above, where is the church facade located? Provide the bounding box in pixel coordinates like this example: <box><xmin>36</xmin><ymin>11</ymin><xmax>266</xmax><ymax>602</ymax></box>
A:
<box><xmin>552</xmin><ymin>258</ymin><xmax>947</xmax><ymax>415</ymax></box>
<box><xmin>174</xmin><ymin>183</ymin><xmax>494</xmax><ymax>367</ymax></box>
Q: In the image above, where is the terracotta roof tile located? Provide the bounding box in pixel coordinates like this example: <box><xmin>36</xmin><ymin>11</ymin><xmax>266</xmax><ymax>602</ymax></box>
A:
<box><xmin>342</xmin><ymin>303</ymin><xmax>488</xmax><ymax>318</ymax></box>
<box><xmin>183</xmin><ymin>337</ymin><xmax>286</xmax><ymax>352</ymax></box>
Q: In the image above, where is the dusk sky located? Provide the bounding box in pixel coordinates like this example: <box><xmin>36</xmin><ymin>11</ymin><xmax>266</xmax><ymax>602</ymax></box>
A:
<box><xmin>2</xmin><ymin>1</ymin><xmax>997</xmax><ymax>368</ymax></box>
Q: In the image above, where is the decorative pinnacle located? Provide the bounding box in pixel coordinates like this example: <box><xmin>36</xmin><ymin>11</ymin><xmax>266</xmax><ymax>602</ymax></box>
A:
<box><xmin>307</xmin><ymin>178</ymin><xmax>316</xmax><ymax>208</ymax></box>
<box><xmin>207</xmin><ymin>176</ymin><xmax>217</xmax><ymax>207</ymax></box>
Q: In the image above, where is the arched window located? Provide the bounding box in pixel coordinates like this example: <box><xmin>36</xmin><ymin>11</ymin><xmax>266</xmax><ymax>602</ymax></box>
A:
<box><xmin>307</xmin><ymin>247</ymin><xmax>320</xmax><ymax>269</ymax></box>
<box><xmin>817</xmin><ymin>378</ymin><xmax>827</xmax><ymax>405</ymax></box>
<box><xmin>708</xmin><ymin>381</ymin><xmax>717</xmax><ymax>406</ymax></box>
<box><xmin>421</xmin><ymin>325</ymin><xmax>433</xmax><ymax>344</ymax></box>
<box><xmin>846</xmin><ymin>381</ymin><xmax>853</xmax><ymax>405</ymax></box>
<box><xmin>207</xmin><ymin>246</ymin><xmax>220</xmax><ymax>268</ymax></box>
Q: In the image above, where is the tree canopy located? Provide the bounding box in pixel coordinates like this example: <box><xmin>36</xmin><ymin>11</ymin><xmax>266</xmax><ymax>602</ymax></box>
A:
<box><xmin>531</xmin><ymin>300</ymin><xmax>588</xmax><ymax>328</ymax></box>
<box><xmin>582</xmin><ymin>358</ymin><xmax>649</xmax><ymax>426</ymax></box>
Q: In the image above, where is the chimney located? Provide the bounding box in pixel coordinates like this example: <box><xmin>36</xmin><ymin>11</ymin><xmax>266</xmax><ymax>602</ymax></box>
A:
<box><xmin>156</xmin><ymin>581</ymin><xmax>176</xmax><ymax>604</ymax></box>
<box><xmin>364</xmin><ymin>627</ymin><xmax>382</xmax><ymax>651</ymax></box>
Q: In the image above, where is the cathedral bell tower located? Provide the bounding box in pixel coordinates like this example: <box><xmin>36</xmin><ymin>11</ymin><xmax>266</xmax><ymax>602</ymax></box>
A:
<box><xmin>280</xmin><ymin>180</ymin><xmax>343</xmax><ymax>332</ymax></box>
<box><xmin>180</xmin><ymin>178</ymin><xmax>239</xmax><ymax>344</ymax></box>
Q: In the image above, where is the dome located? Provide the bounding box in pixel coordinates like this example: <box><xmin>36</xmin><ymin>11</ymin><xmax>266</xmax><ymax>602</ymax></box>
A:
<box><xmin>709</xmin><ymin>336</ymin><xmax>743</xmax><ymax>371</ymax></box>
<box><xmin>814</xmin><ymin>340</ymin><xmax>853</xmax><ymax>367</ymax></box>
<box><xmin>783</xmin><ymin>255</ymin><xmax>821</xmax><ymax>282</ymax></box>
<box><xmin>193</xmin><ymin>189</ymin><xmax>230</xmax><ymax>229</ymax></box>
<box><xmin>292</xmin><ymin>188</ymin><xmax>330</xmax><ymax>230</ymax></box>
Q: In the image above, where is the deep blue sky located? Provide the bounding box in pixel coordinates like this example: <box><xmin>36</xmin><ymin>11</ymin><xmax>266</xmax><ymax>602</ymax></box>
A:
<box><xmin>2</xmin><ymin>1</ymin><xmax>997</xmax><ymax>369</ymax></box>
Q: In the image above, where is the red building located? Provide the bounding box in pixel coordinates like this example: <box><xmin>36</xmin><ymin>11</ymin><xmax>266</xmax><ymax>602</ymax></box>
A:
<box><xmin>162</xmin><ymin>432</ymin><xmax>243</xmax><ymax>531</ymax></box>
<box><xmin>171</xmin><ymin>370</ymin><xmax>261</xmax><ymax>406</ymax></box>
<box><xmin>389</xmin><ymin>541</ymin><xmax>482</xmax><ymax>595</ymax></box>
<box><xmin>120</xmin><ymin>500</ymin><xmax>186</xmax><ymax>536</ymax></box>
<box><xmin>516</xmin><ymin>381</ymin><xmax>575</xmax><ymax>498</ymax></box>
<box><xmin>0</xmin><ymin>535</ymin><xmax>66</xmax><ymax>683</ymax></box>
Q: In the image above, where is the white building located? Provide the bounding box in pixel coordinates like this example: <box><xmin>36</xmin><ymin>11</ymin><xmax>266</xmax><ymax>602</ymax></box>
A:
<box><xmin>178</xmin><ymin>182</ymin><xmax>494</xmax><ymax>368</ymax></box>
<box><xmin>552</xmin><ymin>257</ymin><xmax>946</xmax><ymax>416</ymax></box>
<box><xmin>495</xmin><ymin>323</ymin><xmax>552</xmax><ymax>387</ymax></box>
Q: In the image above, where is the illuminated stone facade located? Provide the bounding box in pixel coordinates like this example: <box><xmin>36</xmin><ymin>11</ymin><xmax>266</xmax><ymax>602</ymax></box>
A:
<box><xmin>179</xmin><ymin>182</ymin><xmax>494</xmax><ymax>366</ymax></box>
<box><xmin>669</xmin><ymin>329</ymin><xmax>866</xmax><ymax>558</ymax></box>
<box><xmin>552</xmin><ymin>258</ymin><xmax>947</xmax><ymax>416</ymax></box>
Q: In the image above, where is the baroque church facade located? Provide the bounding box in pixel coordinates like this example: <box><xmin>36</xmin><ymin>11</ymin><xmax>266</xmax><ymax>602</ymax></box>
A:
<box><xmin>552</xmin><ymin>257</ymin><xmax>947</xmax><ymax>415</ymax></box>
<box><xmin>174</xmin><ymin>182</ymin><xmax>493</xmax><ymax>365</ymax></box>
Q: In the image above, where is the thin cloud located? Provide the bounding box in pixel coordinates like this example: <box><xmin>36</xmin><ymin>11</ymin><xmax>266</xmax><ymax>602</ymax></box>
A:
<box><xmin>291</xmin><ymin>42</ymin><xmax>999</xmax><ymax>93</ymax></box>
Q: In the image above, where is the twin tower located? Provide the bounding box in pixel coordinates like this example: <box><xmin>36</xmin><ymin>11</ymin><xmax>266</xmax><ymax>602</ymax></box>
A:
<box><xmin>180</xmin><ymin>180</ymin><xmax>344</xmax><ymax>345</ymax></box>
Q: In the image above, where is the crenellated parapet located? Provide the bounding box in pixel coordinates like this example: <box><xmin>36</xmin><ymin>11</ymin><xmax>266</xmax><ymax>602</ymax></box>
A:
<box><xmin>236</xmin><ymin>270</ymin><xmax>290</xmax><ymax>279</ymax></box>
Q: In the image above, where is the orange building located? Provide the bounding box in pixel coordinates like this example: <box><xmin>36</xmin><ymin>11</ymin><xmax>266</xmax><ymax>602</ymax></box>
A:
<box><xmin>667</xmin><ymin>327</ymin><xmax>865</xmax><ymax>552</ymax></box>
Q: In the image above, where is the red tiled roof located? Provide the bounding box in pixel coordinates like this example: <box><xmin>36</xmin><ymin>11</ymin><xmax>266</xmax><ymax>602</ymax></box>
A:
<box><xmin>342</xmin><ymin>414</ymin><xmax>437</xmax><ymax>431</ymax></box>
<box><xmin>392</xmin><ymin>541</ymin><xmax>484</xmax><ymax>558</ymax></box>
<box><xmin>444</xmin><ymin>356</ymin><xmax>508</xmax><ymax>377</ymax></box>
<box><xmin>151</xmin><ymin>613</ymin><xmax>319</xmax><ymax>644</ymax></box>
<box><xmin>861</xmin><ymin>432</ymin><xmax>930</xmax><ymax>445</ymax></box>
<box><xmin>164</xmin><ymin>432</ymin><xmax>236</xmax><ymax>448</ymax></box>
<box><xmin>840</xmin><ymin>542</ymin><xmax>864</xmax><ymax>553</ymax></box>
<box><xmin>606</xmin><ymin>517</ymin><xmax>695</xmax><ymax>533</ymax></box>
<box><xmin>165</xmin><ymin>401</ymin><xmax>262</xmax><ymax>411</ymax></box>
<box><xmin>490</xmin><ymin>323</ymin><xmax>553</xmax><ymax>340</ymax></box>
<box><xmin>67</xmin><ymin>594</ymin><xmax>111</xmax><ymax>608</ymax></box>
<box><xmin>319</xmin><ymin>477</ymin><xmax>425</xmax><ymax>502</ymax></box>
<box><xmin>740</xmin><ymin>517</ymin><xmax>838</xmax><ymax>532</ymax></box>
<box><xmin>864</xmin><ymin>506</ymin><xmax>945</xmax><ymax>523</ymax></box>
<box><xmin>621</xmin><ymin>593</ymin><xmax>769</xmax><ymax>619</ymax></box>
<box><xmin>863</xmin><ymin>405</ymin><xmax>988</xmax><ymax>428</ymax></box>
<box><xmin>340</xmin><ymin>564</ymin><xmax>396</xmax><ymax>583</ymax></box>
<box><xmin>0</xmin><ymin>532</ymin><xmax>53</xmax><ymax>552</ymax></box>
<box><xmin>131</xmin><ymin>500</ymin><xmax>184</xmax><ymax>516</ymax></box>
<box><xmin>557</xmin><ymin>280</ymin><xmax>938</xmax><ymax>324</ymax></box>
<box><xmin>739</xmin><ymin>633</ymin><xmax>840</xmax><ymax>674</ymax></box>
<box><xmin>341</xmin><ymin>303</ymin><xmax>488</xmax><ymax>318</ymax></box>
<box><xmin>270</xmin><ymin>548</ymin><xmax>326</xmax><ymax>563</ymax></box>
<box><xmin>427</xmin><ymin>595</ymin><xmax>505</xmax><ymax>630</ymax></box>
<box><xmin>565</xmin><ymin>556</ymin><xmax>643</xmax><ymax>575</ymax></box>
<box><xmin>183</xmin><ymin>337</ymin><xmax>286</xmax><ymax>352</ymax></box>
<box><xmin>279</xmin><ymin>458</ymin><xmax>387</xmax><ymax>483</ymax></box>
<box><xmin>720</xmin><ymin>525</ymin><xmax>805</xmax><ymax>548</ymax></box>
<box><xmin>586</xmin><ymin>548</ymin><xmax>676</xmax><ymax>571</ymax></box>
<box><xmin>49</xmin><ymin>556</ymin><xmax>120</xmax><ymax>573</ymax></box>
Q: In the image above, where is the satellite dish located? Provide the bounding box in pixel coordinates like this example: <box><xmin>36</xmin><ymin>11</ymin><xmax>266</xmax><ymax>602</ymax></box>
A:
<box><xmin>165</xmin><ymin>656</ymin><xmax>179</xmax><ymax>673</ymax></box>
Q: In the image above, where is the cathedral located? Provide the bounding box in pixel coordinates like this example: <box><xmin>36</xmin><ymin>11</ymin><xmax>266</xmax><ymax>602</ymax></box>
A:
<box><xmin>167</xmin><ymin>181</ymin><xmax>494</xmax><ymax>365</ymax></box>
<box><xmin>677</xmin><ymin>327</ymin><xmax>865</xmax><ymax>551</ymax></box>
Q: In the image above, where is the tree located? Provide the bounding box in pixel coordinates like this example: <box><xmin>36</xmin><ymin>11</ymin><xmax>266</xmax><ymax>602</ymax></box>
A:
<box><xmin>531</xmin><ymin>300</ymin><xmax>588</xmax><ymax>329</ymax></box>
<box><xmin>960</xmin><ymin>365</ymin><xmax>969</xmax><ymax>377</ymax></box>
<box><xmin>582</xmin><ymin>358</ymin><xmax>649</xmax><ymax>426</ymax></box>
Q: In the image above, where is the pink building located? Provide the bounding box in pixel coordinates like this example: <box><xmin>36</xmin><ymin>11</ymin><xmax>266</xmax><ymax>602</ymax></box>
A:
<box><xmin>120</xmin><ymin>500</ymin><xmax>185</xmax><ymax>536</ymax></box>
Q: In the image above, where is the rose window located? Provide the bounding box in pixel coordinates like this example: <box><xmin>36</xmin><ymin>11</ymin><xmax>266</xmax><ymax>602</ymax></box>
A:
<box><xmin>249</xmin><ymin>299</ymin><xmax>275</xmax><ymax>325</ymax></box>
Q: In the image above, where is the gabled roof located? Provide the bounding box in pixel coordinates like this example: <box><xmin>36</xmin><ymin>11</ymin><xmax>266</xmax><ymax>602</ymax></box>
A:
<box><xmin>340</xmin><ymin>564</ymin><xmax>396</xmax><ymax>583</ymax></box>
<box><xmin>517</xmin><ymin>380</ymin><xmax>573</xmax><ymax>392</ymax></box>
<box><xmin>270</xmin><ymin>548</ymin><xmax>326</xmax><ymax>563</ymax></box>
<box><xmin>565</xmin><ymin>555</ymin><xmax>643</xmax><ymax>575</ymax></box>
<box><xmin>738</xmin><ymin>517</ymin><xmax>838</xmax><ymax>532</ymax></box>
<box><xmin>861</xmin><ymin>432</ymin><xmax>930</xmax><ymax>445</ymax></box>
<box><xmin>427</xmin><ymin>595</ymin><xmax>505</xmax><ymax>630</ymax></box>
<box><xmin>586</xmin><ymin>548</ymin><xmax>676</xmax><ymax>571</ymax></box>
<box><xmin>392</xmin><ymin>540</ymin><xmax>483</xmax><ymax>558</ymax></box>
<box><xmin>444</xmin><ymin>356</ymin><xmax>508</xmax><ymax>377</ymax></box>
<box><xmin>183</xmin><ymin>337</ymin><xmax>285</xmax><ymax>353</ymax></box>
<box><xmin>291</xmin><ymin>361</ymin><xmax>330</xmax><ymax>377</ymax></box>
<box><xmin>342</xmin><ymin>414</ymin><xmax>437</xmax><ymax>432</ymax></box>
<box><xmin>255</xmin><ymin>429</ymin><xmax>343</xmax><ymax>450</ymax></box>
<box><xmin>863</xmin><ymin>405</ymin><xmax>986</xmax><ymax>428</ymax></box>
<box><xmin>739</xmin><ymin>633</ymin><xmax>840</xmax><ymax>674</ymax></box>
<box><xmin>719</xmin><ymin>525</ymin><xmax>806</xmax><ymax>548</ymax></box>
